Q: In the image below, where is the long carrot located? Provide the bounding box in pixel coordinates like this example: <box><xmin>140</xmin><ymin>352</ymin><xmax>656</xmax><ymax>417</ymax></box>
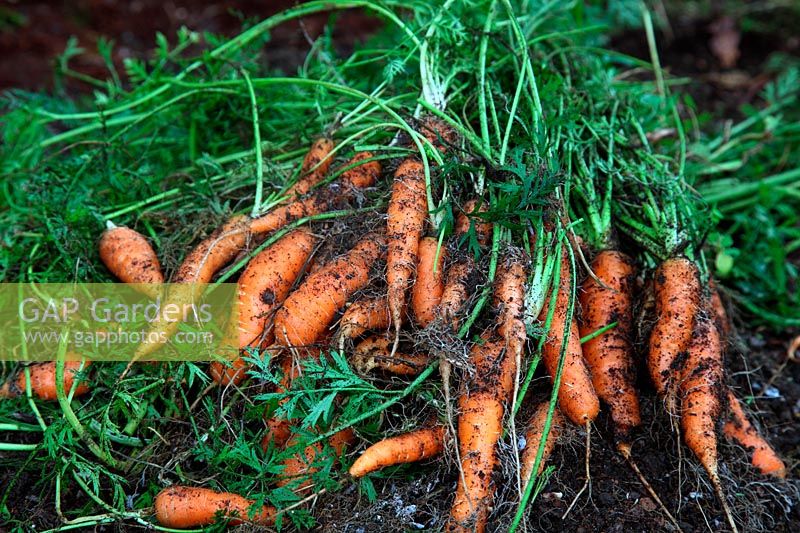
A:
<box><xmin>386</xmin><ymin>159</ymin><xmax>427</xmax><ymax>348</ymax></box>
<box><xmin>352</xmin><ymin>335</ymin><xmax>430</xmax><ymax>375</ymax></box>
<box><xmin>133</xmin><ymin>215</ymin><xmax>250</xmax><ymax>362</ymax></box>
<box><xmin>447</xmin><ymin>335</ymin><xmax>514</xmax><ymax>533</ymax></box>
<box><xmin>519</xmin><ymin>403</ymin><xmax>563</xmax><ymax>487</ymax></box>
<box><xmin>282</xmin><ymin>138</ymin><xmax>335</xmax><ymax>199</ymax></box>
<box><xmin>538</xmin><ymin>247</ymin><xmax>599</xmax><ymax>426</ymax></box>
<box><xmin>210</xmin><ymin>229</ymin><xmax>316</xmax><ymax>386</ymax></box>
<box><xmin>0</xmin><ymin>361</ymin><xmax>90</xmax><ymax>400</ymax></box>
<box><xmin>723</xmin><ymin>389</ymin><xmax>786</xmax><ymax>478</ymax></box>
<box><xmin>649</xmin><ymin>257</ymin><xmax>701</xmax><ymax>401</ymax></box>
<box><xmin>272</xmin><ymin>233</ymin><xmax>385</xmax><ymax>348</ymax></box>
<box><xmin>154</xmin><ymin>486</ymin><xmax>275</xmax><ymax>528</ymax></box>
<box><xmin>680</xmin><ymin>315</ymin><xmax>738</xmax><ymax>533</ymax></box>
<box><xmin>579</xmin><ymin>250</ymin><xmax>640</xmax><ymax>442</ymax></box>
<box><xmin>98</xmin><ymin>223</ymin><xmax>163</xmax><ymax>297</ymax></box>
<box><xmin>349</xmin><ymin>424</ymin><xmax>445</xmax><ymax>478</ymax></box>
<box><xmin>411</xmin><ymin>237</ymin><xmax>447</xmax><ymax>327</ymax></box>
<box><xmin>250</xmin><ymin>152</ymin><xmax>380</xmax><ymax>235</ymax></box>
<box><xmin>494</xmin><ymin>251</ymin><xmax>527</xmax><ymax>376</ymax></box>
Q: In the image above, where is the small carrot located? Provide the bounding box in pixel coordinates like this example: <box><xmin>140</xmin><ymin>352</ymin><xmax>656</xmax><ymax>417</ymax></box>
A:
<box><xmin>680</xmin><ymin>316</ymin><xmax>738</xmax><ymax>533</ymax></box>
<box><xmin>538</xmin><ymin>247</ymin><xmax>600</xmax><ymax>426</ymax></box>
<box><xmin>439</xmin><ymin>259</ymin><xmax>473</xmax><ymax>330</ymax></box>
<box><xmin>273</xmin><ymin>233</ymin><xmax>386</xmax><ymax>348</ymax></box>
<box><xmin>349</xmin><ymin>424</ymin><xmax>445</xmax><ymax>478</ymax></box>
<box><xmin>454</xmin><ymin>200</ymin><xmax>491</xmax><ymax>247</ymax></box>
<box><xmin>0</xmin><ymin>361</ymin><xmax>90</xmax><ymax>401</ymax></box>
<box><xmin>154</xmin><ymin>486</ymin><xmax>275</xmax><ymax>528</ymax></box>
<box><xmin>723</xmin><ymin>389</ymin><xmax>786</xmax><ymax>478</ymax></box>
<box><xmin>649</xmin><ymin>257</ymin><xmax>702</xmax><ymax>400</ymax></box>
<box><xmin>519</xmin><ymin>403</ymin><xmax>563</xmax><ymax>487</ymax></box>
<box><xmin>418</xmin><ymin>115</ymin><xmax>457</xmax><ymax>153</ymax></box>
<box><xmin>579</xmin><ymin>250</ymin><xmax>640</xmax><ymax>442</ymax></box>
<box><xmin>283</xmin><ymin>137</ymin><xmax>335</xmax><ymax>199</ymax></box>
<box><xmin>411</xmin><ymin>237</ymin><xmax>447</xmax><ymax>327</ymax></box>
<box><xmin>447</xmin><ymin>335</ymin><xmax>514</xmax><ymax>533</ymax></box>
<box><xmin>352</xmin><ymin>335</ymin><xmax>430</xmax><ymax>375</ymax></box>
<box><xmin>98</xmin><ymin>223</ymin><xmax>163</xmax><ymax>297</ymax></box>
<box><xmin>386</xmin><ymin>159</ymin><xmax>427</xmax><ymax>347</ymax></box>
<box><xmin>276</xmin><ymin>427</ymin><xmax>355</xmax><ymax>491</ymax></box>
<box><xmin>250</xmin><ymin>152</ymin><xmax>380</xmax><ymax>235</ymax></box>
<box><xmin>338</xmin><ymin>297</ymin><xmax>392</xmax><ymax>351</ymax></box>
<box><xmin>210</xmin><ymin>229</ymin><xmax>316</xmax><ymax>386</ymax></box>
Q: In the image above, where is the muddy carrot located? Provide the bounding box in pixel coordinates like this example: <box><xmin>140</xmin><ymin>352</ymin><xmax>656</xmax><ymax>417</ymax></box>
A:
<box><xmin>349</xmin><ymin>425</ymin><xmax>445</xmax><ymax>478</ymax></box>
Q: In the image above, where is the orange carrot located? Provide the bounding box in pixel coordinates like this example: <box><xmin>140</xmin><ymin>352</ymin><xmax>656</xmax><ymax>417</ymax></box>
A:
<box><xmin>352</xmin><ymin>335</ymin><xmax>430</xmax><ymax>375</ymax></box>
<box><xmin>349</xmin><ymin>424</ymin><xmax>445</xmax><ymax>478</ymax></box>
<box><xmin>0</xmin><ymin>361</ymin><xmax>90</xmax><ymax>401</ymax></box>
<box><xmin>723</xmin><ymin>389</ymin><xmax>786</xmax><ymax>478</ymax></box>
<box><xmin>494</xmin><ymin>251</ymin><xmax>527</xmax><ymax>372</ymax></box>
<box><xmin>154</xmin><ymin>486</ymin><xmax>275</xmax><ymax>528</ymax></box>
<box><xmin>386</xmin><ymin>159</ymin><xmax>427</xmax><ymax>343</ymax></box>
<box><xmin>649</xmin><ymin>257</ymin><xmax>701</xmax><ymax>399</ymax></box>
<box><xmin>250</xmin><ymin>152</ymin><xmax>380</xmax><ymax>235</ymax></box>
<box><xmin>276</xmin><ymin>427</ymin><xmax>355</xmax><ymax>491</ymax></box>
<box><xmin>439</xmin><ymin>259</ymin><xmax>472</xmax><ymax>330</ymax></box>
<box><xmin>447</xmin><ymin>335</ymin><xmax>514</xmax><ymax>533</ymax></box>
<box><xmin>454</xmin><ymin>200</ymin><xmax>491</xmax><ymax>247</ymax></box>
<box><xmin>579</xmin><ymin>250</ymin><xmax>640</xmax><ymax>442</ymax></box>
<box><xmin>680</xmin><ymin>315</ymin><xmax>737</xmax><ymax>532</ymax></box>
<box><xmin>210</xmin><ymin>230</ymin><xmax>316</xmax><ymax>386</ymax></box>
<box><xmin>338</xmin><ymin>297</ymin><xmax>392</xmax><ymax>346</ymax></box>
<box><xmin>519</xmin><ymin>403</ymin><xmax>563</xmax><ymax>487</ymax></box>
<box><xmin>538</xmin><ymin>248</ymin><xmax>600</xmax><ymax>426</ymax></box>
<box><xmin>418</xmin><ymin>115</ymin><xmax>457</xmax><ymax>153</ymax></box>
<box><xmin>283</xmin><ymin>138</ymin><xmax>335</xmax><ymax>199</ymax></box>
<box><xmin>98</xmin><ymin>223</ymin><xmax>163</xmax><ymax>296</ymax></box>
<box><xmin>273</xmin><ymin>234</ymin><xmax>385</xmax><ymax>348</ymax></box>
<box><xmin>411</xmin><ymin>237</ymin><xmax>447</xmax><ymax>327</ymax></box>
<box><xmin>709</xmin><ymin>279</ymin><xmax>730</xmax><ymax>340</ymax></box>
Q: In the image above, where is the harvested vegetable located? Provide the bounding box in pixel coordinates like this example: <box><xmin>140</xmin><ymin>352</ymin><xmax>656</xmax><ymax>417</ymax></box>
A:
<box><xmin>411</xmin><ymin>237</ymin><xmax>446</xmax><ymax>327</ymax></box>
<box><xmin>350</xmin><ymin>424</ymin><xmax>445</xmax><ymax>478</ymax></box>
<box><xmin>519</xmin><ymin>403</ymin><xmax>563</xmax><ymax>487</ymax></box>
<box><xmin>283</xmin><ymin>137</ymin><xmax>335</xmax><ymax>199</ymax></box>
<box><xmin>352</xmin><ymin>335</ymin><xmax>430</xmax><ymax>375</ymax></box>
<box><xmin>0</xmin><ymin>361</ymin><xmax>90</xmax><ymax>400</ymax></box>
<box><xmin>154</xmin><ymin>485</ymin><xmax>275</xmax><ymax>528</ymax></box>
<box><xmin>98</xmin><ymin>223</ymin><xmax>163</xmax><ymax>296</ymax></box>
<box><xmin>723</xmin><ymin>389</ymin><xmax>786</xmax><ymax>478</ymax></box>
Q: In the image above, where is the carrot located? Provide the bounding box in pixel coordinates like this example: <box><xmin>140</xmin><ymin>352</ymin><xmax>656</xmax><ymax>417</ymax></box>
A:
<box><xmin>0</xmin><ymin>361</ymin><xmax>90</xmax><ymax>401</ymax></box>
<box><xmin>680</xmin><ymin>315</ymin><xmax>738</xmax><ymax>533</ymax></box>
<box><xmin>439</xmin><ymin>259</ymin><xmax>473</xmax><ymax>331</ymax></box>
<box><xmin>273</xmin><ymin>233</ymin><xmax>385</xmax><ymax>348</ymax></box>
<box><xmin>338</xmin><ymin>297</ymin><xmax>392</xmax><ymax>348</ymax></box>
<box><xmin>709</xmin><ymin>279</ymin><xmax>730</xmax><ymax>340</ymax></box>
<box><xmin>579</xmin><ymin>250</ymin><xmax>640</xmax><ymax>442</ymax></box>
<box><xmin>649</xmin><ymin>257</ymin><xmax>701</xmax><ymax>400</ymax></box>
<box><xmin>98</xmin><ymin>223</ymin><xmax>163</xmax><ymax>297</ymax></box>
<box><xmin>495</xmin><ymin>251</ymin><xmax>527</xmax><ymax>373</ymax></box>
<box><xmin>519</xmin><ymin>403</ymin><xmax>563</xmax><ymax>487</ymax></box>
<box><xmin>386</xmin><ymin>159</ymin><xmax>427</xmax><ymax>346</ymax></box>
<box><xmin>454</xmin><ymin>200</ymin><xmax>491</xmax><ymax>247</ymax></box>
<box><xmin>260</xmin><ymin>338</ymin><xmax>329</xmax><ymax>451</ymax></box>
<box><xmin>154</xmin><ymin>486</ymin><xmax>275</xmax><ymax>528</ymax></box>
<box><xmin>352</xmin><ymin>335</ymin><xmax>430</xmax><ymax>375</ymax></box>
<box><xmin>723</xmin><ymin>389</ymin><xmax>786</xmax><ymax>478</ymax></box>
<box><xmin>447</xmin><ymin>335</ymin><xmax>514</xmax><ymax>533</ymax></box>
<box><xmin>210</xmin><ymin>230</ymin><xmax>316</xmax><ymax>386</ymax></box>
<box><xmin>283</xmin><ymin>137</ymin><xmax>335</xmax><ymax>199</ymax></box>
<box><xmin>538</xmin><ymin>247</ymin><xmax>600</xmax><ymax>426</ymax></box>
<box><xmin>411</xmin><ymin>237</ymin><xmax>447</xmax><ymax>327</ymax></box>
<box><xmin>418</xmin><ymin>115</ymin><xmax>457</xmax><ymax>153</ymax></box>
<box><xmin>250</xmin><ymin>152</ymin><xmax>380</xmax><ymax>235</ymax></box>
<box><xmin>276</xmin><ymin>427</ymin><xmax>355</xmax><ymax>491</ymax></box>
<box><xmin>349</xmin><ymin>424</ymin><xmax>445</xmax><ymax>478</ymax></box>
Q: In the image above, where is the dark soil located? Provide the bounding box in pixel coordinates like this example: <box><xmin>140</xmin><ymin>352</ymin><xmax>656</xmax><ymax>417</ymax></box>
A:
<box><xmin>0</xmin><ymin>3</ymin><xmax>797</xmax><ymax>532</ymax></box>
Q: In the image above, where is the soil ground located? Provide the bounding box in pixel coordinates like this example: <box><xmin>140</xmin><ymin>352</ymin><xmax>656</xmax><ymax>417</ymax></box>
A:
<box><xmin>0</xmin><ymin>2</ymin><xmax>797</xmax><ymax>531</ymax></box>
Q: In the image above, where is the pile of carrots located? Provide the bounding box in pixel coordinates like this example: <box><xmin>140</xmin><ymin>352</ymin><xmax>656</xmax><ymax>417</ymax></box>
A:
<box><xmin>1</xmin><ymin>118</ymin><xmax>788</xmax><ymax>532</ymax></box>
